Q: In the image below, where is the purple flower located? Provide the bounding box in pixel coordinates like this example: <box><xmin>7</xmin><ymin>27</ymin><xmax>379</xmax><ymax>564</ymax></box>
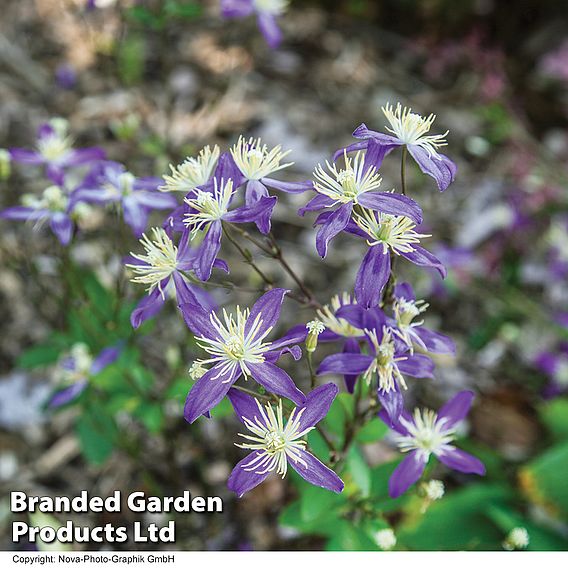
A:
<box><xmin>10</xmin><ymin>119</ymin><xmax>105</xmax><ymax>185</ymax></box>
<box><xmin>390</xmin><ymin>282</ymin><xmax>455</xmax><ymax>355</ymax></box>
<box><xmin>336</xmin><ymin>103</ymin><xmax>457</xmax><ymax>191</ymax></box>
<box><xmin>73</xmin><ymin>161</ymin><xmax>177</xmax><ymax>237</ymax></box>
<box><xmin>351</xmin><ymin>208</ymin><xmax>446</xmax><ymax>308</ymax></box>
<box><xmin>534</xmin><ymin>342</ymin><xmax>568</xmax><ymax>398</ymax></box>
<box><xmin>125</xmin><ymin>228</ymin><xmax>222</xmax><ymax>329</ymax></box>
<box><xmin>55</xmin><ymin>64</ymin><xmax>77</xmax><ymax>90</ymax></box>
<box><xmin>318</xmin><ymin>310</ymin><xmax>435</xmax><ymax>422</ymax></box>
<box><xmin>50</xmin><ymin>343</ymin><xmax>121</xmax><ymax>407</ymax></box>
<box><xmin>315</xmin><ymin>293</ymin><xmax>365</xmax><ymax>393</ymax></box>
<box><xmin>0</xmin><ymin>184</ymin><xmax>88</xmax><ymax>245</ymax></box>
<box><xmin>380</xmin><ymin>390</ymin><xmax>485</xmax><ymax>497</ymax></box>
<box><xmin>183</xmin><ymin>177</ymin><xmax>276</xmax><ymax>280</ymax></box>
<box><xmin>300</xmin><ymin>150</ymin><xmax>424</xmax><ymax>258</ymax></box>
<box><xmin>221</xmin><ymin>0</ymin><xmax>288</xmax><ymax>49</ymax></box>
<box><xmin>226</xmin><ymin>383</ymin><xmax>344</xmax><ymax>496</ymax></box>
<box><xmin>180</xmin><ymin>288</ymin><xmax>307</xmax><ymax>423</ymax></box>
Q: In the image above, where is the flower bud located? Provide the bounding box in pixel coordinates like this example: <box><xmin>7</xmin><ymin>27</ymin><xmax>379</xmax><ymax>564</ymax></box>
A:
<box><xmin>503</xmin><ymin>527</ymin><xmax>529</xmax><ymax>551</ymax></box>
<box><xmin>374</xmin><ymin>528</ymin><xmax>396</xmax><ymax>550</ymax></box>
<box><xmin>305</xmin><ymin>320</ymin><xmax>325</xmax><ymax>353</ymax></box>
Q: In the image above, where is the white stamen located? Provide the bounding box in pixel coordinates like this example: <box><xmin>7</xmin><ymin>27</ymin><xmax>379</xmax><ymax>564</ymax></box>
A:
<box><xmin>374</xmin><ymin>528</ymin><xmax>396</xmax><ymax>551</ymax></box>
<box><xmin>306</xmin><ymin>320</ymin><xmax>325</xmax><ymax>335</ymax></box>
<box><xmin>313</xmin><ymin>151</ymin><xmax>382</xmax><ymax>204</ymax></box>
<box><xmin>230</xmin><ymin>136</ymin><xmax>292</xmax><ymax>180</ymax></box>
<box><xmin>503</xmin><ymin>527</ymin><xmax>529</xmax><ymax>551</ymax></box>
<box><xmin>364</xmin><ymin>328</ymin><xmax>408</xmax><ymax>391</ymax></box>
<box><xmin>54</xmin><ymin>343</ymin><xmax>93</xmax><ymax>384</ymax></box>
<box><xmin>253</xmin><ymin>0</ymin><xmax>289</xmax><ymax>15</ymax></box>
<box><xmin>160</xmin><ymin>145</ymin><xmax>220</xmax><ymax>192</ymax></box>
<box><xmin>317</xmin><ymin>293</ymin><xmax>363</xmax><ymax>338</ymax></box>
<box><xmin>382</xmin><ymin>102</ymin><xmax>449</xmax><ymax>158</ymax></box>
<box><xmin>354</xmin><ymin>208</ymin><xmax>430</xmax><ymax>254</ymax></box>
<box><xmin>126</xmin><ymin>228</ymin><xmax>179</xmax><ymax>296</ymax></box>
<box><xmin>193</xmin><ymin>306</ymin><xmax>273</xmax><ymax>378</ymax></box>
<box><xmin>391</xmin><ymin>297</ymin><xmax>429</xmax><ymax>351</ymax></box>
<box><xmin>183</xmin><ymin>178</ymin><xmax>233</xmax><ymax>237</ymax></box>
<box><xmin>237</xmin><ymin>399</ymin><xmax>312</xmax><ymax>477</ymax></box>
<box><xmin>422</xmin><ymin>479</ymin><xmax>445</xmax><ymax>500</ymax></box>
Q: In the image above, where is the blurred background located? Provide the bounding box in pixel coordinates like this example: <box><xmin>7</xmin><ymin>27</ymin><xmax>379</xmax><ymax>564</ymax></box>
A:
<box><xmin>0</xmin><ymin>0</ymin><xmax>567</xmax><ymax>551</ymax></box>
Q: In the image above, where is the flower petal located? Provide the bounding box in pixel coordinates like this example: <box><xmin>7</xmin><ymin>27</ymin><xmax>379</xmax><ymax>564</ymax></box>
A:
<box><xmin>437</xmin><ymin>447</ymin><xmax>485</xmax><ymax>475</ymax></box>
<box><xmin>244</xmin><ymin>179</ymin><xmax>269</xmax><ymax>205</ymax></box>
<box><xmin>317</xmin><ymin>353</ymin><xmax>372</xmax><ymax>376</ymax></box>
<box><xmin>437</xmin><ymin>390</ymin><xmax>474</xmax><ymax>429</ymax></box>
<box><xmin>397</xmin><ymin>354</ymin><xmax>435</xmax><ymax>379</ymax></box>
<box><xmin>413</xmin><ymin>327</ymin><xmax>456</xmax><ymax>355</ymax></box>
<box><xmin>388</xmin><ymin>451</ymin><xmax>428</xmax><ymax>498</ymax></box>
<box><xmin>289</xmin><ymin>449</ymin><xmax>344</xmax><ymax>493</ymax></box>
<box><xmin>194</xmin><ymin>220</ymin><xmax>222</xmax><ymax>281</ymax></box>
<box><xmin>227</xmin><ymin>388</ymin><xmax>259</xmax><ymax>423</ymax></box>
<box><xmin>400</xmin><ymin>245</ymin><xmax>446</xmax><ymax>278</ymax></box>
<box><xmin>50</xmin><ymin>213</ymin><xmax>73</xmax><ymax>245</ymax></box>
<box><xmin>298</xmin><ymin>194</ymin><xmax>336</xmax><ymax>216</ymax></box>
<box><xmin>262</xmin><ymin>178</ymin><xmax>313</xmax><ymax>193</ymax></box>
<box><xmin>357</xmin><ymin>192</ymin><xmax>422</xmax><ymax>225</ymax></box>
<box><xmin>49</xmin><ymin>380</ymin><xmax>88</xmax><ymax>408</ymax></box>
<box><xmin>178</xmin><ymin>302</ymin><xmax>220</xmax><ymax>341</ymax></box>
<box><xmin>223</xmin><ymin>196</ymin><xmax>277</xmax><ymax>235</ymax></box>
<box><xmin>184</xmin><ymin>364</ymin><xmax>240</xmax><ymax>423</ymax></box>
<box><xmin>227</xmin><ymin>451</ymin><xmax>272</xmax><ymax>497</ymax></box>
<box><xmin>131</xmin><ymin>288</ymin><xmax>165</xmax><ymax>328</ymax></box>
<box><xmin>297</xmin><ymin>382</ymin><xmax>338</xmax><ymax>430</ymax></box>
<box><xmin>248</xmin><ymin>361</ymin><xmax>305</xmax><ymax>404</ymax></box>
<box><xmin>342</xmin><ymin>338</ymin><xmax>361</xmax><ymax>393</ymax></box>
<box><xmin>91</xmin><ymin>346</ymin><xmax>120</xmax><ymax>374</ymax></box>
<box><xmin>407</xmin><ymin>145</ymin><xmax>457</xmax><ymax>192</ymax></box>
<box><xmin>355</xmin><ymin>244</ymin><xmax>390</xmax><ymax>308</ymax></box>
<box><xmin>378</xmin><ymin>386</ymin><xmax>404</xmax><ymax>424</ymax></box>
<box><xmin>245</xmin><ymin>288</ymin><xmax>289</xmax><ymax>339</ymax></box>
<box><xmin>315</xmin><ymin>202</ymin><xmax>352</xmax><ymax>258</ymax></box>
<box><xmin>257</xmin><ymin>12</ymin><xmax>282</xmax><ymax>49</ymax></box>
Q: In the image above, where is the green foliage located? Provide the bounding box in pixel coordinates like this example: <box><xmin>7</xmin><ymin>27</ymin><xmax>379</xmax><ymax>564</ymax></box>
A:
<box><xmin>539</xmin><ymin>399</ymin><xmax>568</xmax><ymax>441</ymax></box>
<box><xmin>126</xmin><ymin>1</ymin><xmax>202</xmax><ymax>30</ymax></box>
<box><xmin>117</xmin><ymin>34</ymin><xmax>146</xmax><ymax>86</ymax></box>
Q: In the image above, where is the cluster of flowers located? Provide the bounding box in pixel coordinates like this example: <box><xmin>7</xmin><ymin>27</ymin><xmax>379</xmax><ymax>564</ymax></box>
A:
<box><xmin>1</xmin><ymin>104</ymin><xmax>485</xmax><ymax>499</ymax></box>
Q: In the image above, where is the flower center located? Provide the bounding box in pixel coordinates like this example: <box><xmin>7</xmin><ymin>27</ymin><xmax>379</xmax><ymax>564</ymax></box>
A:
<box><xmin>313</xmin><ymin>151</ymin><xmax>382</xmax><ymax>204</ymax></box>
<box><xmin>126</xmin><ymin>228</ymin><xmax>179</xmax><ymax>295</ymax></box>
<box><xmin>382</xmin><ymin>102</ymin><xmax>448</xmax><ymax>157</ymax></box>
<box><xmin>55</xmin><ymin>343</ymin><xmax>93</xmax><ymax>384</ymax></box>
<box><xmin>161</xmin><ymin>145</ymin><xmax>220</xmax><ymax>192</ymax></box>
<box><xmin>37</xmin><ymin>133</ymin><xmax>72</xmax><ymax>162</ymax></box>
<box><xmin>184</xmin><ymin>178</ymin><xmax>233</xmax><ymax>236</ymax></box>
<box><xmin>316</xmin><ymin>293</ymin><xmax>363</xmax><ymax>338</ymax></box>
<box><xmin>354</xmin><ymin>208</ymin><xmax>430</xmax><ymax>254</ymax></box>
<box><xmin>236</xmin><ymin>400</ymin><xmax>311</xmax><ymax>477</ymax></box>
<box><xmin>364</xmin><ymin>328</ymin><xmax>407</xmax><ymax>392</ymax></box>
<box><xmin>230</xmin><ymin>136</ymin><xmax>292</xmax><ymax>180</ymax></box>
<box><xmin>252</xmin><ymin>0</ymin><xmax>289</xmax><ymax>16</ymax></box>
<box><xmin>396</xmin><ymin>409</ymin><xmax>456</xmax><ymax>456</ymax></box>
<box><xmin>33</xmin><ymin>185</ymin><xmax>68</xmax><ymax>212</ymax></box>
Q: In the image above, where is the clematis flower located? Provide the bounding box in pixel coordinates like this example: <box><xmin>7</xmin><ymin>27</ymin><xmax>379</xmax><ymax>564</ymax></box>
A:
<box><xmin>300</xmin><ymin>151</ymin><xmax>423</xmax><ymax>258</ymax></box>
<box><xmin>318</xmin><ymin>318</ymin><xmax>435</xmax><ymax>422</ymax></box>
<box><xmin>50</xmin><ymin>343</ymin><xmax>121</xmax><ymax>407</ymax></box>
<box><xmin>9</xmin><ymin>119</ymin><xmax>105</xmax><ymax>185</ymax></box>
<box><xmin>389</xmin><ymin>282</ymin><xmax>455</xmax><ymax>354</ymax></box>
<box><xmin>0</xmin><ymin>185</ymin><xmax>90</xmax><ymax>245</ymax></box>
<box><xmin>73</xmin><ymin>161</ymin><xmax>177</xmax><ymax>237</ymax></box>
<box><xmin>534</xmin><ymin>342</ymin><xmax>568</xmax><ymax>398</ymax></box>
<box><xmin>221</xmin><ymin>0</ymin><xmax>288</xmax><ymax>49</ymax></box>
<box><xmin>352</xmin><ymin>207</ymin><xmax>446</xmax><ymax>308</ymax></box>
<box><xmin>180</xmin><ymin>288</ymin><xmax>307</xmax><ymax>423</ymax></box>
<box><xmin>316</xmin><ymin>293</ymin><xmax>366</xmax><ymax>393</ymax></box>
<box><xmin>160</xmin><ymin>145</ymin><xmax>220</xmax><ymax>193</ymax></box>
<box><xmin>183</xmin><ymin>177</ymin><xmax>276</xmax><ymax>281</ymax></box>
<box><xmin>336</xmin><ymin>103</ymin><xmax>457</xmax><ymax>191</ymax></box>
<box><xmin>125</xmin><ymin>227</ymin><xmax>221</xmax><ymax>328</ymax></box>
<box><xmin>226</xmin><ymin>383</ymin><xmax>344</xmax><ymax>496</ymax></box>
<box><xmin>380</xmin><ymin>391</ymin><xmax>485</xmax><ymax>497</ymax></box>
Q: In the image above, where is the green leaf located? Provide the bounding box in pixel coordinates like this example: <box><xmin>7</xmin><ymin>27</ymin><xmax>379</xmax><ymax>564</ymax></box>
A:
<box><xmin>520</xmin><ymin>442</ymin><xmax>568</xmax><ymax>521</ymax></box>
<box><xmin>300</xmin><ymin>483</ymin><xmax>344</xmax><ymax>523</ymax></box>
<box><xmin>75</xmin><ymin>411</ymin><xmax>117</xmax><ymax>465</ymax></box>
<box><xmin>117</xmin><ymin>34</ymin><xmax>145</xmax><ymax>86</ymax></box>
<box><xmin>279</xmin><ymin>501</ymin><xmax>345</xmax><ymax>537</ymax></box>
<box><xmin>345</xmin><ymin>446</ymin><xmax>371</xmax><ymax>497</ymax></box>
<box><xmin>17</xmin><ymin>344</ymin><xmax>62</xmax><ymax>369</ymax></box>
<box><xmin>355</xmin><ymin>419</ymin><xmax>388</xmax><ymax>443</ymax></box>
<box><xmin>134</xmin><ymin>403</ymin><xmax>164</xmax><ymax>434</ymax></box>
<box><xmin>398</xmin><ymin>484</ymin><xmax>513</xmax><ymax>550</ymax></box>
<box><xmin>325</xmin><ymin>522</ymin><xmax>379</xmax><ymax>551</ymax></box>
<box><xmin>539</xmin><ymin>399</ymin><xmax>568</xmax><ymax>441</ymax></box>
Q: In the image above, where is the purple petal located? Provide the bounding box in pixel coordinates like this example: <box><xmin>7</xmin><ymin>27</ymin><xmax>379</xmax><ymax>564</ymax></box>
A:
<box><xmin>362</xmin><ymin>138</ymin><xmax>397</xmax><ymax>171</ymax></box>
<box><xmin>315</xmin><ymin>202</ymin><xmax>352</xmax><ymax>258</ymax></box>
<box><xmin>388</xmin><ymin>451</ymin><xmax>428</xmax><ymax>498</ymax></box>
<box><xmin>214</xmin><ymin>151</ymin><xmax>246</xmax><ymax>187</ymax></box>
<box><xmin>195</xmin><ymin>220</ymin><xmax>222</xmax><ymax>281</ymax></box>
<box><xmin>437</xmin><ymin>390</ymin><xmax>474</xmax><ymax>430</ymax></box>
<box><xmin>133</xmin><ymin>190</ymin><xmax>177</xmax><ymax>210</ymax></box>
<box><xmin>297</xmin><ymin>382</ymin><xmax>338</xmax><ymax>430</ymax></box>
<box><xmin>257</xmin><ymin>12</ymin><xmax>282</xmax><ymax>49</ymax></box>
<box><xmin>352</xmin><ymin>124</ymin><xmax>401</xmax><ymax>146</ymax></box>
<box><xmin>437</xmin><ymin>447</ymin><xmax>485</xmax><ymax>475</ymax></box>
<box><xmin>393</xmin><ymin>282</ymin><xmax>415</xmax><ymax>301</ymax></box>
<box><xmin>400</xmin><ymin>245</ymin><xmax>446</xmax><ymax>278</ymax></box>
<box><xmin>178</xmin><ymin>302</ymin><xmax>219</xmax><ymax>341</ymax></box>
<box><xmin>49</xmin><ymin>380</ymin><xmax>88</xmax><ymax>408</ymax></box>
<box><xmin>357</xmin><ymin>192</ymin><xmax>423</xmax><ymax>225</ymax></box>
<box><xmin>173</xmin><ymin>273</ymin><xmax>217</xmax><ymax>312</ymax></box>
<box><xmin>221</xmin><ymin>0</ymin><xmax>254</xmax><ymax>19</ymax></box>
<box><xmin>298</xmin><ymin>194</ymin><xmax>336</xmax><ymax>216</ymax></box>
<box><xmin>332</xmin><ymin>140</ymin><xmax>369</xmax><ymax>162</ymax></box>
<box><xmin>131</xmin><ymin>288</ymin><xmax>165</xmax><ymax>329</ymax></box>
<box><xmin>378</xmin><ymin>386</ymin><xmax>404</xmax><ymax>424</ymax></box>
<box><xmin>61</xmin><ymin>147</ymin><xmax>106</xmax><ymax>167</ymax></box>
<box><xmin>133</xmin><ymin>177</ymin><xmax>162</xmax><ymax>191</ymax></box>
<box><xmin>268</xmin><ymin>324</ymin><xmax>308</xmax><ymax>351</ymax></box>
<box><xmin>223</xmin><ymin>196</ymin><xmax>277</xmax><ymax>235</ymax></box>
<box><xmin>288</xmin><ymin>449</ymin><xmax>344</xmax><ymax>493</ymax></box>
<box><xmin>264</xmin><ymin>345</ymin><xmax>302</xmax><ymax>363</ymax></box>
<box><xmin>245</xmin><ymin>288</ymin><xmax>288</xmax><ymax>339</ymax></box>
<box><xmin>91</xmin><ymin>346</ymin><xmax>120</xmax><ymax>374</ymax></box>
<box><xmin>413</xmin><ymin>327</ymin><xmax>456</xmax><ymax>355</ymax></box>
<box><xmin>397</xmin><ymin>354</ymin><xmax>435</xmax><ymax>379</ymax></box>
<box><xmin>123</xmin><ymin>196</ymin><xmax>149</xmax><ymax>237</ymax></box>
<box><xmin>244</xmin><ymin>180</ymin><xmax>269</xmax><ymax>206</ymax></box>
<box><xmin>0</xmin><ymin>206</ymin><xmax>47</xmax><ymax>221</ymax></box>
<box><xmin>407</xmin><ymin>145</ymin><xmax>457</xmax><ymax>192</ymax></box>
<box><xmin>9</xmin><ymin>149</ymin><xmax>44</xmax><ymax>164</ymax></box>
<box><xmin>50</xmin><ymin>213</ymin><xmax>73</xmax><ymax>245</ymax></box>
<box><xmin>342</xmin><ymin>338</ymin><xmax>361</xmax><ymax>394</ymax></box>
<box><xmin>378</xmin><ymin>409</ymin><xmax>409</xmax><ymax>436</ymax></box>
<box><xmin>262</xmin><ymin>178</ymin><xmax>314</xmax><ymax>194</ymax></box>
<box><xmin>248</xmin><ymin>362</ymin><xmax>305</xmax><ymax>404</ymax></box>
<box><xmin>184</xmin><ymin>364</ymin><xmax>240</xmax><ymax>423</ymax></box>
<box><xmin>317</xmin><ymin>353</ymin><xmax>372</xmax><ymax>376</ymax></box>
<box><xmin>227</xmin><ymin>451</ymin><xmax>271</xmax><ymax>498</ymax></box>
<box><xmin>355</xmin><ymin>244</ymin><xmax>390</xmax><ymax>308</ymax></box>
<box><xmin>227</xmin><ymin>388</ymin><xmax>259</xmax><ymax>423</ymax></box>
